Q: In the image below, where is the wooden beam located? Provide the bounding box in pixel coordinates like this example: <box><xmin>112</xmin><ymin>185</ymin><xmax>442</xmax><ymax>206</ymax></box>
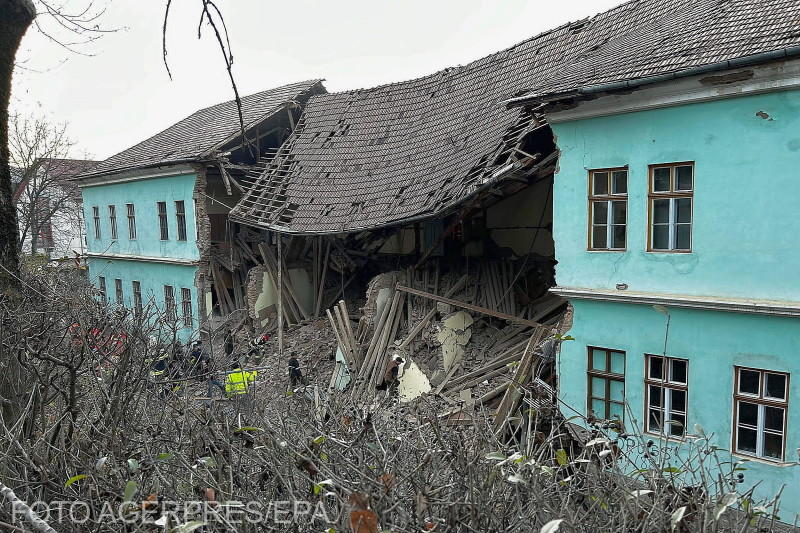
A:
<box><xmin>395</xmin><ymin>284</ymin><xmax>541</xmax><ymax>328</ymax></box>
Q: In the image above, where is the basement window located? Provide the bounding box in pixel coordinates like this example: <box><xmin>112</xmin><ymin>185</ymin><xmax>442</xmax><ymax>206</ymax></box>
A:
<box><xmin>181</xmin><ymin>287</ymin><xmax>193</xmax><ymax>328</ymax></box>
<box><xmin>588</xmin><ymin>168</ymin><xmax>627</xmax><ymax>251</ymax></box>
<box><xmin>98</xmin><ymin>276</ymin><xmax>107</xmax><ymax>305</ymax></box>
<box><xmin>645</xmin><ymin>355</ymin><xmax>688</xmax><ymax>438</ymax></box>
<box><xmin>164</xmin><ymin>285</ymin><xmax>176</xmax><ymax>321</ymax></box>
<box><xmin>587</xmin><ymin>347</ymin><xmax>626</xmax><ymax>421</ymax></box>
<box><xmin>175</xmin><ymin>200</ymin><xmax>187</xmax><ymax>241</ymax></box>
<box><xmin>734</xmin><ymin>367</ymin><xmax>788</xmax><ymax>461</ymax></box>
<box><xmin>114</xmin><ymin>278</ymin><xmax>124</xmax><ymax>305</ymax></box>
<box><xmin>157</xmin><ymin>202</ymin><xmax>169</xmax><ymax>240</ymax></box>
<box><xmin>132</xmin><ymin>280</ymin><xmax>142</xmax><ymax>315</ymax></box>
<box><xmin>648</xmin><ymin>163</ymin><xmax>693</xmax><ymax>252</ymax></box>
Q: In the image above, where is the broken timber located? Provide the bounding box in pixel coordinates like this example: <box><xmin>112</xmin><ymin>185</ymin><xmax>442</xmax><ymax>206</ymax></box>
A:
<box><xmin>396</xmin><ymin>284</ymin><xmax>542</xmax><ymax>328</ymax></box>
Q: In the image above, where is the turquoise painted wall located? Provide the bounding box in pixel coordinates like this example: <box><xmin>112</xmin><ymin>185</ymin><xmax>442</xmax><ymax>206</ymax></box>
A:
<box><xmin>87</xmin><ymin>257</ymin><xmax>199</xmax><ymax>342</ymax></box>
<box><xmin>81</xmin><ymin>172</ymin><xmax>199</xmax><ymax>260</ymax></box>
<box><xmin>558</xmin><ymin>299</ymin><xmax>800</xmax><ymax>520</ymax></box>
<box><xmin>551</xmin><ymin>90</ymin><xmax>800</xmax><ymax>302</ymax></box>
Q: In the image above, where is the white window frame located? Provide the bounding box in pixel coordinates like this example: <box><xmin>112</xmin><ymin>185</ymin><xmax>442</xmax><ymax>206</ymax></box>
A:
<box><xmin>164</xmin><ymin>285</ymin><xmax>176</xmax><ymax>321</ymax></box>
<box><xmin>98</xmin><ymin>276</ymin><xmax>107</xmax><ymax>304</ymax></box>
<box><xmin>114</xmin><ymin>278</ymin><xmax>123</xmax><ymax>305</ymax></box>
<box><xmin>645</xmin><ymin>355</ymin><xmax>689</xmax><ymax>438</ymax></box>
<box><xmin>126</xmin><ymin>203</ymin><xmax>137</xmax><ymax>240</ymax></box>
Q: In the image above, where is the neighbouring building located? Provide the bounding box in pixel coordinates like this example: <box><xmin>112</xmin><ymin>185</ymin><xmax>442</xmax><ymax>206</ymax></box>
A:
<box><xmin>509</xmin><ymin>0</ymin><xmax>800</xmax><ymax>520</ymax></box>
<box><xmin>74</xmin><ymin>80</ymin><xmax>325</xmax><ymax>341</ymax></box>
<box><xmin>13</xmin><ymin>158</ymin><xmax>97</xmax><ymax>262</ymax></box>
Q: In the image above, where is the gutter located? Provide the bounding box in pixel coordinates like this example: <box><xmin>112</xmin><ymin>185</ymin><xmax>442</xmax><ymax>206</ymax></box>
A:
<box><xmin>505</xmin><ymin>45</ymin><xmax>800</xmax><ymax>108</ymax></box>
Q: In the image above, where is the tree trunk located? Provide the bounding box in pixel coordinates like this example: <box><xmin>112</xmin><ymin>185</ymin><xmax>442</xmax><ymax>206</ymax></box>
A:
<box><xmin>0</xmin><ymin>0</ymin><xmax>36</xmax><ymax>287</ymax></box>
<box><xmin>0</xmin><ymin>0</ymin><xmax>36</xmax><ymax>434</ymax></box>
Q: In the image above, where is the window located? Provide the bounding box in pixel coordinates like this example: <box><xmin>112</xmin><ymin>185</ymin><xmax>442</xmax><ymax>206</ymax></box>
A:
<box><xmin>132</xmin><ymin>281</ymin><xmax>142</xmax><ymax>315</ymax></box>
<box><xmin>98</xmin><ymin>276</ymin><xmax>107</xmax><ymax>305</ymax></box>
<box><xmin>588</xmin><ymin>168</ymin><xmax>627</xmax><ymax>250</ymax></box>
<box><xmin>645</xmin><ymin>355</ymin><xmax>689</xmax><ymax>438</ymax></box>
<box><xmin>108</xmin><ymin>205</ymin><xmax>118</xmax><ymax>240</ymax></box>
<box><xmin>649</xmin><ymin>163</ymin><xmax>693</xmax><ymax>252</ymax></box>
<box><xmin>157</xmin><ymin>201</ymin><xmax>169</xmax><ymax>240</ymax></box>
<box><xmin>114</xmin><ymin>278</ymin><xmax>123</xmax><ymax>305</ymax></box>
<box><xmin>164</xmin><ymin>285</ymin><xmax>176</xmax><ymax>321</ymax></box>
<box><xmin>734</xmin><ymin>367</ymin><xmax>788</xmax><ymax>461</ymax></box>
<box><xmin>587</xmin><ymin>347</ymin><xmax>626</xmax><ymax>420</ymax></box>
<box><xmin>126</xmin><ymin>203</ymin><xmax>137</xmax><ymax>239</ymax></box>
<box><xmin>175</xmin><ymin>200</ymin><xmax>187</xmax><ymax>241</ymax></box>
<box><xmin>181</xmin><ymin>287</ymin><xmax>193</xmax><ymax>327</ymax></box>
<box><xmin>92</xmin><ymin>206</ymin><xmax>101</xmax><ymax>239</ymax></box>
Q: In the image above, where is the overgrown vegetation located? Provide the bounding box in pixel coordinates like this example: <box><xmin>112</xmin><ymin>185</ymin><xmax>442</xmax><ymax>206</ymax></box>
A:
<box><xmin>0</xmin><ymin>266</ymin><xmax>791</xmax><ymax>532</ymax></box>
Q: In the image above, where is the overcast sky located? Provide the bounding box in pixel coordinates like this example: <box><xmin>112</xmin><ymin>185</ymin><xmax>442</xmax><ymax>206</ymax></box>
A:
<box><xmin>12</xmin><ymin>0</ymin><xmax>622</xmax><ymax>161</ymax></box>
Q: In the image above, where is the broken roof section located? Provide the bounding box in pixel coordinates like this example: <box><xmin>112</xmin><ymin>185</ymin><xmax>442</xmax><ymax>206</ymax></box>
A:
<box><xmin>81</xmin><ymin>80</ymin><xmax>325</xmax><ymax>178</ymax></box>
<box><xmin>231</xmin><ymin>0</ymin><xmax>800</xmax><ymax>235</ymax></box>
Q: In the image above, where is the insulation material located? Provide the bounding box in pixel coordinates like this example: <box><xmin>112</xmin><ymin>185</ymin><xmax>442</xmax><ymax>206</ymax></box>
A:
<box><xmin>436</xmin><ymin>311</ymin><xmax>474</xmax><ymax>372</ymax></box>
<box><xmin>398</xmin><ymin>359</ymin><xmax>431</xmax><ymax>403</ymax></box>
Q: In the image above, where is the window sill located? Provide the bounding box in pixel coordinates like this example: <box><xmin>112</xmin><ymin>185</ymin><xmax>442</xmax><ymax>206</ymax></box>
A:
<box><xmin>587</xmin><ymin>249</ymin><xmax>627</xmax><ymax>253</ymax></box>
<box><xmin>731</xmin><ymin>452</ymin><xmax>794</xmax><ymax>467</ymax></box>
<box><xmin>644</xmin><ymin>431</ymin><xmax>687</xmax><ymax>443</ymax></box>
<box><xmin>646</xmin><ymin>249</ymin><xmax>692</xmax><ymax>254</ymax></box>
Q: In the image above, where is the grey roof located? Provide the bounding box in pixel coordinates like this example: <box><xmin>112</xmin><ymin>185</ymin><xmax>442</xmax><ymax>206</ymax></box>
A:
<box><xmin>82</xmin><ymin>80</ymin><xmax>325</xmax><ymax>178</ymax></box>
<box><xmin>230</xmin><ymin>0</ymin><xmax>800</xmax><ymax>234</ymax></box>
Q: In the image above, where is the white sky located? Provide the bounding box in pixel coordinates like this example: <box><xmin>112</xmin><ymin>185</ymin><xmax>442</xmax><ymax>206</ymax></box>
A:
<box><xmin>12</xmin><ymin>0</ymin><xmax>622</xmax><ymax>161</ymax></box>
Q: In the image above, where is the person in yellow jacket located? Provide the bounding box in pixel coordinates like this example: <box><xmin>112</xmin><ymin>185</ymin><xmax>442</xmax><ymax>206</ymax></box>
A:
<box><xmin>224</xmin><ymin>363</ymin><xmax>258</xmax><ymax>397</ymax></box>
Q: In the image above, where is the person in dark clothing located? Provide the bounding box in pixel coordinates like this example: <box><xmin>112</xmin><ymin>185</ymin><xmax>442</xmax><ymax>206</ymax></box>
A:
<box><xmin>224</xmin><ymin>330</ymin><xmax>235</xmax><ymax>359</ymax></box>
<box><xmin>288</xmin><ymin>354</ymin><xmax>306</xmax><ymax>389</ymax></box>
<box><xmin>377</xmin><ymin>355</ymin><xmax>405</xmax><ymax>393</ymax></box>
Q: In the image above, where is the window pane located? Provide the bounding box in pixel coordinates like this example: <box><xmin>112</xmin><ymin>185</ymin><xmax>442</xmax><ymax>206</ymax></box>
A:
<box><xmin>676</xmin><ymin>198</ymin><xmax>692</xmax><ymax>223</ymax></box>
<box><xmin>609</xmin><ymin>380</ymin><xmax>624</xmax><ymax>402</ymax></box>
<box><xmin>592</xmin><ymin>201</ymin><xmax>608</xmax><ymax>224</ymax></box>
<box><xmin>592</xmin><ymin>225</ymin><xmax>608</xmax><ymax>249</ymax></box>
<box><xmin>612</xmin><ymin>225</ymin><xmax>626</xmax><ymax>249</ymax></box>
<box><xmin>653</xmin><ymin>199</ymin><xmax>670</xmax><ymax>223</ymax></box>
<box><xmin>653</xmin><ymin>167</ymin><xmax>671</xmax><ymax>192</ymax></box>
<box><xmin>739</xmin><ymin>369</ymin><xmax>760</xmax><ymax>395</ymax></box>
<box><xmin>765</xmin><ymin>406</ymin><xmax>784</xmax><ymax>432</ymax></box>
<box><xmin>611</xmin><ymin>201</ymin><xmax>626</xmax><ymax>224</ymax></box>
<box><xmin>670</xmin><ymin>389</ymin><xmax>686</xmax><ymax>413</ymax></box>
<box><xmin>676</xmin><ymin>224</ymin><xmax>691</xmax><ymax>250</ymax></box>
<box><xmin>591</xmin><ymin>349</ymin><xmax>607</xmax><ymax>371</ymax></box>
<box><xmin>648</xmin><ymin>409</ymin><xmax>663</xmax><ymax>432</ymax></box>
<box><xmin>765</xmin><ymin>373</ymin><xmax>787</xmax><ymax>400</ymax></box>
<box><xmin>763</xmin><ymin>433</ymin><xmax>783</xmax><ymax>460</ymax></box>
<box><xmin>591</xmin><ymin>399</ymin><xmax>606</xmax><ymax>418</ymax></box>
<box><xmin>736</xmin><ymin>427</ymin><xmax>757</xmax><ymax>454</ymax></box>
<box><xmin>593</xmin><ymin>172</ymin><xmax>609</xmax><ymax>195</ymax></box>
<box><xmin>668</xmin><ymin>414</ymin><xmax>685</xmax><ymax>437</ymax></box>
<box><xmin>670</xmin><ymin>359</ymin><xmax>687</xmax><ymax>384</ymax></box>
<box><xmin>610</xmin><ymin>351</ymin><xmax>625</xmax><ymax>374</ymax></box>
<box><xmin>612</xmin><ymin>171</ymin><xmax>627</xmax><ymax>194</ymax></box>
<box><xmin>648</xmin><ymin>385</ymin><xmax>662</xmax><ymax>407</ymax></box>
<box><xmin>609</xmin><ymin>402</ymin><xmax>624</xmax><ymax>420</ymax></box>
<box><xmin>652</xmin><ymin>225</ymin><xmax>669</xmax><ymax>250</ymax></box>
<box><xmin>591</xmin><ymin>377</ymin><xmax>607</xmax><ymax>398</ymax></box>
<box><xmin>738</xmin><ymin>401</ymin><xmax>758</xmax><ymax>427</ymax></box>
<box><xmin>649</xmin><ymin>356</ymin><xmax>664</xmax><ymax>380</ymax></box>
<box><xmin>676</xmin><ymin>165</ymin><xmax>693</xmax><ymax>191</ymax></box>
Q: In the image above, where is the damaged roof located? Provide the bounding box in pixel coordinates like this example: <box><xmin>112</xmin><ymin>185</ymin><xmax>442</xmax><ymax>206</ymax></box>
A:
<box><xmin>81</xmin><ymin>80</ymin><xmax>325</xmax><ymax>178</ymax></box>
<box><xmin>231</xmin><ymin>0</ymin><xmax>800</xmax><ymax>235</ymax></box>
